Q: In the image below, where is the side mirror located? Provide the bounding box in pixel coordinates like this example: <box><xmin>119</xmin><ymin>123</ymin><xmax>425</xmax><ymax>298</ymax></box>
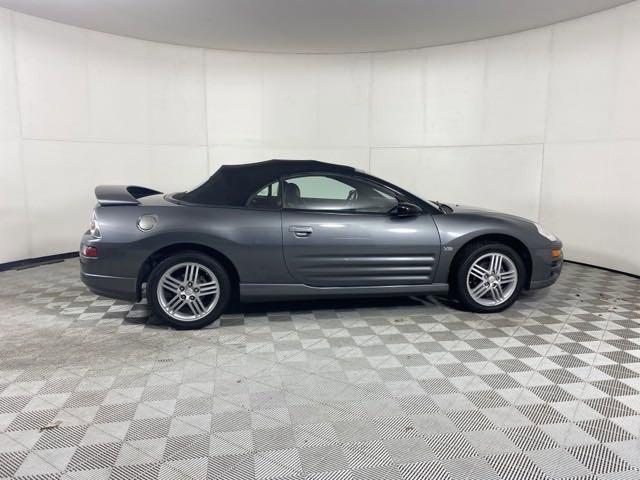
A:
<box><xmin>390</xmin><ymin>202</ymin><xmax>422</xmax><ymax>217</ymax></box>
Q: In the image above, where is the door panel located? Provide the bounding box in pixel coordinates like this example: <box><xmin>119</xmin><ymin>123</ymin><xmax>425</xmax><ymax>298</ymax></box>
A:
<box><xmin>282</xmin><ymin>210</ymin><xmax>441</xmax><ymax>287</ymax></box>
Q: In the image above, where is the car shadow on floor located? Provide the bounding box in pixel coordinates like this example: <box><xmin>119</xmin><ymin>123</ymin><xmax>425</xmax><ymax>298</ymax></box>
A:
<box><xmin>226</xmin><ymin>295</ymin><xmax>434</xmax><ymax>315</ymax></box>
<box><xmin>227</xmin><ymin>287</ymin><xmax>551</xmax><ymax>316</ymax></box>
<box><xmin>137</xmin><ymin>288</ymin><xmax>551</xmax><ymax>329</ymax></box>
<box><xmin>136</xmin><ymin>294</ymin><xmax>443</xmax><ymax>329</ymax></box>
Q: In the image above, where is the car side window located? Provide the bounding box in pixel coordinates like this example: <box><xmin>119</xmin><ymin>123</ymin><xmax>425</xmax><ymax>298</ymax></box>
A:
<box><xmin>246</xmin><ymin>181</ymin><xmax>281</xmax><ymax>210</ymax></box>
<box><xmin>283</xmin><ymin>175</ymin><xmax>398</xmax><ymax>213</ymax></box>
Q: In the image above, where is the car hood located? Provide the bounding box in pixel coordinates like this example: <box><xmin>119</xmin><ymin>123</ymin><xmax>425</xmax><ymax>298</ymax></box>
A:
<box><xmin>436</xmin><ymin>201</ymin><xmax>535</xmax><ymax>225</ymax></box>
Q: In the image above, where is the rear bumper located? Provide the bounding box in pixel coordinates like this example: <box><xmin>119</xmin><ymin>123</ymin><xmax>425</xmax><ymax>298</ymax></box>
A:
<box><xmin>528</xmin><ymin>241</ymin><xmax>563</xmax><ymax>290</ymax></box>
<box><xmin>79</xmin><ymin>231</ymin><xmax>140</xmax><ymax>302</ymax></box>
<box><xmin>81</xmin><ymin>271</ymin><xmax>138</xmax><ymax>302</ymax></box>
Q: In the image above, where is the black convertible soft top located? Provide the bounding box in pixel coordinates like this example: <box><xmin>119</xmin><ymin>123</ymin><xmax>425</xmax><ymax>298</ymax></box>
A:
<box><xmin>175</xmin><ymin>159</ymin><xmax>355</xmax><ymax>206</ymax></box>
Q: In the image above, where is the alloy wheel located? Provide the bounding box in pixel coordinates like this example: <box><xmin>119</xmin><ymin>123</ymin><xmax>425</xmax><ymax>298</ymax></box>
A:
<box><xmin>466</xmin><ymin>252</ymin><xmax>518</xmax><ymax>307</ymax></box>
<box><xmin>157</xmin><ymin>262</ymin><xmax>220</xmax><ymax>321</ymax></box>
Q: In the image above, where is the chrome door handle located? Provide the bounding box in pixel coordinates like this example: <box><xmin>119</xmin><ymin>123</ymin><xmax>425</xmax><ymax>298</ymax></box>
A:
<box><xmin>289</xmin><ymin>225</ymin><xmax>313</xmax><ymax>237</ymax></box>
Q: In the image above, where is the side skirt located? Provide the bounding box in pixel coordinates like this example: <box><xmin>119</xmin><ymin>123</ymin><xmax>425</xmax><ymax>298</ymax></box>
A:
<box><xmin>239</xmin><ymin>283</ymin><xmax>449</xmax><ymax>302</ymax></box>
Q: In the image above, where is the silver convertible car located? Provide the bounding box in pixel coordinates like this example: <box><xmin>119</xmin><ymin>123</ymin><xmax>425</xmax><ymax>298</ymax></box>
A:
<box><xmin>80</xmin><ymin>160</ymin><xmax>563</xmax><ymax>328</ymax></box>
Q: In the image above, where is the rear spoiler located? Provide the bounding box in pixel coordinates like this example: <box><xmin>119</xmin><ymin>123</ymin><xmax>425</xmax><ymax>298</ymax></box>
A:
<box><xmin>95</xmin><ymin>185</ymin><xmax>163</xmax><ymax>206</ymax></box>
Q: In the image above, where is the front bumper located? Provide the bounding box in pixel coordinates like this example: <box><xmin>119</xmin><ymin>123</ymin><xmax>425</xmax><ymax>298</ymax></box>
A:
<box><xmin>528</xmin><ymin>241</ymin><xmax>563</xmax><ymax>290</ymax></box>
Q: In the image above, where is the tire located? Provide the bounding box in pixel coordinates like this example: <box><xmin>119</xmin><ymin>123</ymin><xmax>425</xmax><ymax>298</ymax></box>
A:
<box><xmin>453</xmin><ymin>242</ymin><xmax>526</xmax><ymax>313</ymax></box>
<box><xmin>147</xmin><ymin>251</ymin><xmax>231</xmax><ymax>329</ymax></box>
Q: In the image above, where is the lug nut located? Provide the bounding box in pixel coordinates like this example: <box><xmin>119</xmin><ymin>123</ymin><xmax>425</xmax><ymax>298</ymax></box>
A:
<box><xmin>180</xmin><ymin>294</ymin><xmax>186</xmax><ymax>299</ymax></box>
<box><xmin>194</xmin><ymin>288</ymin><xmax>199</xmax><ymax>293</ymax></box>
<box><xmin>180</xmin><ymin>286</ymin><xmax>184</xmax><ymax>291</ymax></box>
<box><xmin>188</xmin><ymin>282</ymin><xmax>193</xmax><ymax>287</ymax></box>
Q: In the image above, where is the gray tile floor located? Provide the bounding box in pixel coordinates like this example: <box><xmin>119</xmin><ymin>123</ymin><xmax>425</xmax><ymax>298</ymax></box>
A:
<box><xmin>0</xmin><ymin>259</ymin><xmax>639</xmax><ymax>479</ymax></box>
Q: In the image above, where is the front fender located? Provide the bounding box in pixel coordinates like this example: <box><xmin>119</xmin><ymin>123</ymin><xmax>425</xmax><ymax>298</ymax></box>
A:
<box><xmin>432</xmin><ymin>214</ymin><xmax>542</xmax><ymax>284</ymax></box>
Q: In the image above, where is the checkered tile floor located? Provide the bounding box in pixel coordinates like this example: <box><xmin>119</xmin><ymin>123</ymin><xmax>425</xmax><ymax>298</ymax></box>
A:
<box><xmin>0</xmin><ymin>259</ymin><xmax>639</xmax><ymax>480</ymax></box>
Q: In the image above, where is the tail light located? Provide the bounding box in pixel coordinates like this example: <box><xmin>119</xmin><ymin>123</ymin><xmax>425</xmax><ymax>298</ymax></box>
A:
<box><xmin>81</xmin><ymin>245</ymin><xmax>98</xmax><ymax>257</ymax></box>
<box><xmin>89</xmin><ymin>210</ymin><xmax>101</xmax><ymax>238</ymax></box>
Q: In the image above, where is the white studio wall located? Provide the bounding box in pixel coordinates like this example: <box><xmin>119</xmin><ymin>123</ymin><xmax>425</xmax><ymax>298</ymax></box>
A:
<box><xmin>0</xmin><ymin>3</ymin><xmax>639</xmax><ymax>275</ymax></box>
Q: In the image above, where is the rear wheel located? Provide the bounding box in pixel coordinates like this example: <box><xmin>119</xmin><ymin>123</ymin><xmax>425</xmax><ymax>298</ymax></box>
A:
<box><xmin>147</xmin><ymin>252</ymin><xmax>231</xmax><ymax>329</ymax></box>
<box><xmin>453</xmin><ymin>242</ymin><xmax>525</xmax><ymax>313</ymax></box>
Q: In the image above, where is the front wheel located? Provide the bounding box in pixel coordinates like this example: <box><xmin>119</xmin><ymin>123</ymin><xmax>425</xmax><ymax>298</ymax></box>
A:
<box><xmin>453</xmin><ymin>242</ymin><xmax>525</xmax><ymax>313</ymax></box>
<box><xmin>147</xmin><ymin>252</ymin><xmax>231</xmax><ymax>329</ymax></box>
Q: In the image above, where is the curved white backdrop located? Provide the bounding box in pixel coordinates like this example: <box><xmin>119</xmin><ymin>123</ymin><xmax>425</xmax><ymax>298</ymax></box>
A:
<box><xmin>1</xmin><ymin>3</ymin><xmax>639</xmax><ymax>275</ymax></box>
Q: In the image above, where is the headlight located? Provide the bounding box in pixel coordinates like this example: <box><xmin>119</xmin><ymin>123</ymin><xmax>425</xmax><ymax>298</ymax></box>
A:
<box><xmin>534</xmin><ymin>223</ymin><xmax>557</xmax><ymax>241</ymax></box>
<box><xmin>89</xmin><ymin>210</ymin><xmax>101</xmax><ymax>238</ymax></box>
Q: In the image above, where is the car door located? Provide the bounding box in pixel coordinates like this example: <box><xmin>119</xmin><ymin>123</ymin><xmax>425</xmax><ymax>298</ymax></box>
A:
<box><xmin>281</xmin><ymin>173</ymin><xmax>441</xmax><ymax>287</ymax></box>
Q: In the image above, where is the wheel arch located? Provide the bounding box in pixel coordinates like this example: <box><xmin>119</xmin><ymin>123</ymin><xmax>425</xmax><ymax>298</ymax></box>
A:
<box><xmin>136</xmin><ymin>243</ymin><xmax>240</xmax><ymax>301</ymax></box>
<box><xmin>447</xmin><ymin>233</ymin><xmax>533</xmax><ymax>289</ymax></box>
